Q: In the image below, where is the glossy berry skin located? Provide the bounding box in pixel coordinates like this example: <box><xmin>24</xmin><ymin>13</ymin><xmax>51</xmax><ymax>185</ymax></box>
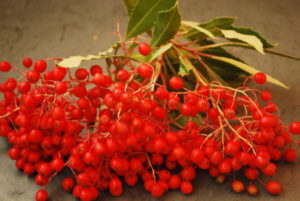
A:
<box><xmin>289</xmin><ymin>121</ymin><xmax>300</xmax><ymax>134</ymax></box>
<box><xmin>266</xmin><ymin>181</ymin><xmax>281</xmax><ymax>195</ymax></box>
<box><xmin>254</xmin><ymin>72</ymin><xmax>267</xmax><ymax>84</ymax></box>
<box><xmin>137</xmin><ymin>64</ymin><xmax>153</xmax><ymax>79</ymax></box>
<box><xmin>0</xmin><ymin>61</ymin><xmax>11</xmax><ymax>72</ymax></box>
<box><xmin>138</xmin><ymin>43</ymin><xmax>151</xmax><ymax>56</ymax></box>
<box><xmin>169</xmin><ymin>76</ymin><xmax>183</xmax><ymax>90</ymax></box>
<box><xmin>34</xmin><ymin>60</ymin><xmax>47</xmax><ymax>73</ymax></box>
<box><xmin>23</xmin><ymin>58</ymin><xmax>33</xmax><ymax>68</ymax></box>
<box><xmin>35</xmin><ymin>189</ymin><xmax>48</xmax><ymax>201</ymax></box>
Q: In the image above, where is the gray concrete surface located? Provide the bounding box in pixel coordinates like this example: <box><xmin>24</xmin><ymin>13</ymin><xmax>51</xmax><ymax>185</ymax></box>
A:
<box><xmin>0</xmin><ymin>0</ymin><xmax>300</xmax><ymax>200</ymax></box>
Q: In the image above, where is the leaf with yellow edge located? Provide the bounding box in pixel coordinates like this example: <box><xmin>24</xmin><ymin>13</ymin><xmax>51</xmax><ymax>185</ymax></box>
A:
<box><xmin>58</xmin><ymin>43</ymin><xmax>120</xmax><ymax>68</ymax></box>
<box><xmin>208</xmin><ymin>55</ymin><xmax>288</xmax><ymax>88</ymax></box>
<box><xmin>220</xmin><ymin>29</ymin><xmax>264</xmax><ymax>54</ymax></box>
<box><xmin>182</xmin><ymin>20</ymin><xmax>215</xmax><ymax>38</ymax></box>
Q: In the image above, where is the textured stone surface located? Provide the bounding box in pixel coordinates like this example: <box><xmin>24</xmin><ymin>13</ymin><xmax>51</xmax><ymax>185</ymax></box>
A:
<box><xmin>0</xmin><ymin>0</ymin><xmax>300</xmax><ymax>200</ymax></box>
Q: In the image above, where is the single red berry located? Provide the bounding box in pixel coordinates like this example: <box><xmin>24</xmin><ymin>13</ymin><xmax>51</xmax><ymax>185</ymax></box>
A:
<box><xmin>52</xmin><ymin>106</ymin><xmax>65</xmax><ymax>120</ymax></box>
<box><xmin>180</xmin><ymin>166</ymin><xmax>196</xmax><ymax>181</ymax></box>
<box><xmin>289</xmin><ymin>121</ymin><xmax>300</xmax><ymax>134</ymax></box>
<box><xmin>34</xmin><ymin>60</ymin><xmax>47</xmax><ymax>72</ymax></box>
<box><xmin>62</xmin><ymin>178</ymin><xmax>75</xmax><ymax>192</ymax></box>
<box><xmin>8</xmin><ymin>147</ymin><xmax>20</xmax><ymax>160</ymax></box>
<box><xmin>245</xmin><ymin>168</ymin><xmax>259</xmax><ymax>180</ymax></box>
<box><xmin>23</xmin><ymin>57</ymin><xmax>33</xmax><ymax>68</ymax></box>
<box><xmin>35</xmin><ymin>189</ymin><xmax>48</xmax><ymax>201</ymax></box>
<box><xmin>169</xmin><ymin>76</ymin><xmax>183</xmax><ymax>90</ymax></box>
<box><xmin>266</xmin><ymin>181</ymin><xmax>281</xmax><ymax>195</ymax></box>
<box><xmin>180</xmin><ymin>181</ymin><xmax>193</xmax><ymax>195</ymax></box>
<box><xmin>17</xmin><ymin>81</ymin><xmax>31</xmax><ymax>94</ymax></box>
<box><xmin>262</xmin><ymin>162</ymin><xmax>277</xmax><ymax>176</ymax></box>
<box><xmin>137</xmin><ymin>64</ymin><xmax>153</xmax><ymax>79</ymax></box>
<box><xmin>138</xmin><ymin>42</ymin><xmax>151</xmax><ymax>56</ymax></box>
<box><xmin>168</xmin><ymin>175</ymin><xmax>181</xmax><ymax>189</ymax></box>
<box><xmin>116</xmin><ymin>69</ymin><xmax>130</xmax><ymax>81</ymax></box>
<box><xmin>0</xmin><ymin>61</ymin><xmax>11</xmax><ymax>72</ymax></box>
<box><xmin>260</xmin><ymin>90</ymin><xmax>272</xmax><ymax>102</ymax></box>
<box><xmin>26</xmin><ymin>70</ymin><xmax>40</xmax><ymax>83</ymax></box>
<box><xmin>75</xmin><ymin>68</ymin><xmax>89</xmax><ymax>80</ymax></box>
<box><xmin>284</xmin><ymin>148</ymin><xmax>297</xmax><ymax>162</ymax></box>
<box><xmin>150</xmin><ymin>183</ymin><xmax>164</xmax><ymax>197</ymax></box>
<box><xmin>90</xmin><ymin>65</ymin><xmax>103</xmax><ymax>76</ymax></box>
<box><xmin>55</xmin><ymin>81</ymin><xmax>68</xmax><ymax>94</ymax></box>
<box><xmin>247</xmin><ymin>184</ymin><xmax>258</xmax><ymax>195</ymax></box>
<box><xmin>232</xmin><ymin>180</ymin><xmax>244</xmax><ymax>193</ymax></box>
<box><xmin>254</xmin><ymin>72</ymin><xmax>267</xmax><ymax>84</ymax></box>
<box><xmin>109</xmin><ymin>177</ymin><xmax>122</xmax><ymax>196</ymax></box>
<box><xmin>51</xmin><ymin>157</ymin><xmax>64</xmax><ymax>172</ymax></box>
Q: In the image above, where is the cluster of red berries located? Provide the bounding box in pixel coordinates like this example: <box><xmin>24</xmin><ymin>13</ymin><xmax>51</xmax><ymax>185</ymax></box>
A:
<box><xmin>0</xmin><ymin>42</ymin><xmax>300</xmax><ymax>201</ymax></box>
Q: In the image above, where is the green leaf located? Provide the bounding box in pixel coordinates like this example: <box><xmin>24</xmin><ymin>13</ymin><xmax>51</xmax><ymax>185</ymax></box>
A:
<box><xmin>126</xmin><ymin>0</ymin><xmax>177</xmax><ymax>39</ymax></box>
<box><xmin>229</xmin><ymin>26</ymin><xmax>277</xmax><ymax>48</ymax></box>
<box><xmin>201</xmin><ymin>17</ymin><xmax>236</xmax><ymax>30</ymax></box>
<box><xmin>208</xmin><ymin>55</ymin><xmax>288</xmax><ymax>88</ymax></box>
<box><xmin>178</xmin><ymin>63</ymin><xmax>189</xmax><ymax>76</ymax></box>
<box><xmin>178</xmin><ymin>55</ymin><xmax>193</xmax><ymax>76</ymax></box>
<box><xmin>151</xmin><ymin>3</ymin><xmax>181</xmax><ymax>47</ymax></box>
<box><xmin>185</xmin><ymin>17</ymin><xmax>236</xmax><ymax>40</ymax></box>
<box><xmin>182</xmin><ymin>21</ymin><xmax>215</xmax><ymax>38</ymax></box>
<box><xmin>148</xmin><ymin>43</ymin><xmax>173</xmax><ymax>62</ymax></box>
<box><xmin>220</xmin><ymin>29</ymin><xmax>264</xmax><ymax>54</ymax></box>
<box><xmin>58</xmin><ymin>43</ymin><xmax>120</xmax><ymax>68</ymax></box>
<box><xmin>123</xmin><ymin>0</ymin><xmax>138</xmax><ymax>15</ymax></box>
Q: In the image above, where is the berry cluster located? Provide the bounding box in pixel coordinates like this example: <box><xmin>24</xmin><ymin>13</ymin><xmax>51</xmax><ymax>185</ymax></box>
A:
<box><xmin>0</xmin><ymin>42</ymin><xmax>300</xmax><ymax>201</ymax></box>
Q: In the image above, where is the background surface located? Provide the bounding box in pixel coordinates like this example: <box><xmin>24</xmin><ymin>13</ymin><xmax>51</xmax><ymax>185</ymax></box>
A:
<box><xmin>0</xmin><ymin>0</ymin><xmax>300</xmax><ymax>200</ymax></box>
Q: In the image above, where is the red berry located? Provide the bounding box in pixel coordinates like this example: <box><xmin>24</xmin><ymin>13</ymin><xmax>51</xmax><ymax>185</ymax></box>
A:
<box><xmin>168</xmin><ymin>175</ymin><xmax>181</xmax><ymax>189</ymax></box>
<box><xmin>116</xmin><ymin>69</ymin><xmax>130</xmax><ymax>81</ymax></box>
<box><xmin>266</xmin><ymin>181</ymin><xmax>281</xmax><ymax>195</ymax></box>
<box><xmin>290</xmin><ymin>121</ymin><xmax>300</xmax><ymax>134</ymax></box>
<box><xmin>62</xmin><ymin>178</ymin><xmax>75</xmax><ymax>192</ymax></box>
<box><xmin>17</xmin><ymin>81</ymin><xmax>31</xmax><ymax>94</ymax></box>
<box><xmin>138</xmin><ymin>43</ymin><xmax>151</xmax><ymax>56</ymax></box>
<box><xmin>52</xmin><ymin>106</ymin><xmax>65</xmax><ymax>120</ymax></box>
<box><xmin>260</xmin><ymin>90</ymin><xmax>272</xmax><ymax>102</ymax></box>
<box><xmin>169</xmin><ymin>76</ymin><xmax>183</xmax><ymax>90</ymax></box>
<box><xmin>137</xmin><ymin>64</ymin><xmax>153</xmax><ymax>79</ymax></box>
<box><xmin>180</xmin><ymin>166</ymin><xmax>196</xmax><ymax>181</ymax></box>
<box><xmin>247</xmin><ymin>184</ymin><xmax>258</xmax><ymax>195</ymax></box>
<box><xmin>75</xmin><ymin>68</ymin><xmax>89</xmax><ymax>80</ymax></box>
<box><xmin>150</xmin><ymin>183</ymin><xmax>165</xmax><ymax>197</ymax></box>
<box><xmin>51</xmin><ymin>158</ymin><xmax>64</xmax><ymax>172</ymax></box>
<box><xmin>35</xmin><ymin>189</ymin><xmax>48</xmax><ymax>201</ymax></box>
<box><xmin>55</xmin><ymin>81</ymin><xmax>68</xmax><ymax>94</ymax></box>
<box><xmin>34</xmin><ymin>60</ymin><xmax>47</xmax><ymax>73</ymax></box>
<box><xmin>262</xmin><ymin>162</ymin><xmax>277</xmax><ymax>176</ymax></box>
<box><xmin>26</xmin><ymin>70</ymin><xmax>40</xmax><ymax>83</ymax></box>
<box><xmin>109</xmin><ymin>178</ymin><xmax>122</xmax><ymax>196</ymax></box>
<box><xmin>23</xmin><ymin>57</ymin><xmax>33</xmax><ymax>68</ymax></box>
<box><xmin>0</xmin><ymin>61</ymin><xmax>11</xmax><ymax>72</ymax></box>
<box><xmin>90</xmin><ymin>65</ymin><xmax>103</xmax><ymax>76</ymax></box>
<box><xmin>180</xmin><ymin>181</ymin><xmax>193</xmax><ymax>195</ymax></box>
<box><xmin>245</xmin><ymin>168</ymin><xmax>259</xmax><ymax>180</ymax></box>
<box><xmin>232</xmin><ymin>180</ymin><xmax>244</xmax><ymax>193</ymax></box>
<box><xmin>254</xmin><ymin>72</ymin><xmax>267</xmax><ymax>84</ymax></box>
<box><xmin>284</xmin><ymin>148</ymin><xmax>297</xmax><ymax>162</ymax></box>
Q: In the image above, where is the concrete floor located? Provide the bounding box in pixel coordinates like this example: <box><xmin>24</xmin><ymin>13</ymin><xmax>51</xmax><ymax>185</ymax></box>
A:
<box><xmin>0</xmin><ymin>0</ymin><xmax>300</xmax><ymax>200</ymax></box>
